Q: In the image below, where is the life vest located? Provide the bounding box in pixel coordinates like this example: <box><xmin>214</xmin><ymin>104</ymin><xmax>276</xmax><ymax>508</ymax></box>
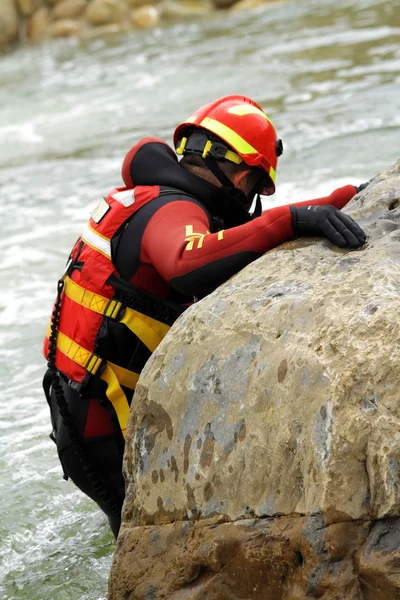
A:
<box><xmin>43</xmin><ymin>185</ymin><xmax>185</xmax><ymax>438</ymax></box>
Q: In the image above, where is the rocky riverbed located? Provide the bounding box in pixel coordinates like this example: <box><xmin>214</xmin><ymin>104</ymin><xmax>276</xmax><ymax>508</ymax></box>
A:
<box><xmin>0</xmin><ymin>0</ymin><xmax>277</xmax><ymax>51</ymax></box>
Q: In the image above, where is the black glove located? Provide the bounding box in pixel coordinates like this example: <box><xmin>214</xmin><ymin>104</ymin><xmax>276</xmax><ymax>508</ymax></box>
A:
<box><xmin>355</xmin><ymin>181</ymin><xmax>370</xmax><ymax>193</ymax></box>
<box><xmin>290</xmin><ymin>205</ymin><xmax>366</xmax><ymax>248</ymax></box>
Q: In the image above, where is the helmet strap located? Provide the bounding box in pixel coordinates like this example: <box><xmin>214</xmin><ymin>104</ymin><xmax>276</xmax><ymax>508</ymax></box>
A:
<box><xmin>252</xmin><ymin>194</ymin><xmax>262</xmax><ymax>218</ymax></box>
<box><xmin>203</xmin><ymin>156</ymin><xmax>236</xmax><ymax>189</ymax></box>
<box><xmin>203</xmin><ymin>156</ymin><xmax>254</xmax><ymax>213</ymax></box>
<box><xmin>204</xmin><ymin>157</ymin><xmax>263</xmax><ymax>218</ymax></box>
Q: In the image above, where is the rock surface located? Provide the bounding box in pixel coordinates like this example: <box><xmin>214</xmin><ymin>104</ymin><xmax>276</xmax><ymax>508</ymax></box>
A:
<box><xmin>0</xmin><ymin>0</ymin><xmax>281</xmax><ymax>51</ymax></box>
<box><xmin>27</xmin><ymin>5</ymin><xmax>50</xmax><ymax>40</ymax></box>
<box><xmin>130</xmin><ymin>5</ymin><xmax>160</xmax><ymax>27</ymax></box>
<box><xmin>50</xmin><ymin>17</ymin><xmax>81</xmax><ymax>36</ymax></box>
<box><xmin>53</xmin><ymin>0</ymin><xmax>86</xmax><ymax>20</ymax></box>
<box><xmin>109</xmin><ymin>160</ymin><xmax>400</xmax><ymax>599</ymax></box>
<box><xmin>0</xmin><ymin>0</ymin><xmax>19</xmax><ymax>49</ymax></box>
<box><xmin>16</xmin><ymin>0</ymin><xmax>38</xmax><ymax>17</ymax></box>
<box><xmin>85</xmin><ymin>0</ymin><xmax>129</xmax><ymax>24</ymax></box>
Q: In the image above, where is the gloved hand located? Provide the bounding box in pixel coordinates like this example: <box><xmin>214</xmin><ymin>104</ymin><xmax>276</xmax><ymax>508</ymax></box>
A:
<box><xmin>355</xmin><ymin>181</ymin><xmax>370</xmax><ymax>193</ymax></box>
<box><xmin>290</xmin><ymin>205</ymin><xmax>366</xmax><ymax>248</ymax></box>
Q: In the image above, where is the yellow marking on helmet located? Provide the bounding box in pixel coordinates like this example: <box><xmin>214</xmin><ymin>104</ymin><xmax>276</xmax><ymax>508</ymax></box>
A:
<box><xmin>185</xmin><ymin>115</ymin><xmax>197</xmax><ymax>124</ymax></box>
<box><xmin>217</xmin><ymin>230</ymin><xmax>224</xmax><ymax>241</ymax></box>
<box><xmin>224</xmin><ymin>149</ymin><xmax>243</xmax><ymax>164</ymax></box>
<box><xmin>228</xmin><ymin>104</ymin><xmax>272</xmax><ymax>124</ymax></box>
<box><xmin>202</xmin><ymin>140</ymin><xmax>212</xmax><ymax>159</ymax></box>
<box><xmin>269</xmin><ymin>165</ymin><xmax>276</xmax><ymax>183</ymax></box>
<box><xmin>176</xmin><ymin>136</ymin><xmax>187</xmax><ymax>155</ymax></box>
<box><xmin>200</xmin><ymin>117</ymin><xmax>258</xmax><ymax>156</ymax></box>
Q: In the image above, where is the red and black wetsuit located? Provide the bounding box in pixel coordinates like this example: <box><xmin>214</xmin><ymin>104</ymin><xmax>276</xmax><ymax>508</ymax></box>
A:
<box><xmin>44</xmin><ymin>138</ymin><xmax>357</xmax><ymax>536</ymax></box>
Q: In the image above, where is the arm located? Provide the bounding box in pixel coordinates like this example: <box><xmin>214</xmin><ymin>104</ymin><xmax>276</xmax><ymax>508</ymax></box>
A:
<box><xmin>261</xmin><ymin>184</ymin><xmax>358</xmax><ymax>215</ymax></box>
<box><xmin>291</xmin><ymin>184</ymin><xmax>357</xmax><ymax>210</ymax></box>
<box><xmin>141</xmin><ymin>200</ymin><xmax>294</xmax><ymax>297</ymax></box>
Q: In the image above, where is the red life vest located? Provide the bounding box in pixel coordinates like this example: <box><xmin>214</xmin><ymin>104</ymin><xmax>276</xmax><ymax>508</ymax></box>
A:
<box><xmin>43</xmin><ymin>185</ymin><xmax>183</xmax><ymax>437</ymax></box>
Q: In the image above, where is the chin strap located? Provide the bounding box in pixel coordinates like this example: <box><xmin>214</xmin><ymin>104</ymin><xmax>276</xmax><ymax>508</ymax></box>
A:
<box><xmin>177</xmin><ymin>130</ymin><xmax>262</xmax><ymax>223</ymax></box>
<box><xmin>252</xmin><ymin>194</ymin><xmax>262</xmax><ymax>218</ymax></box>
<box><xmin>203</xmin><ymin>156</ymin><xmax>260</xmax><ymax>216</ymax></box>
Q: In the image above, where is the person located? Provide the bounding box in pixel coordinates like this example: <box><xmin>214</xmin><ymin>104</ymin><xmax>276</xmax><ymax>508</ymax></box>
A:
<box><xmin>42</xmin><ymin>94</ymin><xmax>367</xmax><ymax>537</ymax></box>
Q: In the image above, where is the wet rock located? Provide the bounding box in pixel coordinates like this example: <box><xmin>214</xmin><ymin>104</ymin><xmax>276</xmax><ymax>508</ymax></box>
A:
<box><xmin>230</xmin><ymin>0</ymin><xmax>272</xmax><ymax>11</ymax></box>
<box><xmin>53</xmin><ymin>0</ymin><xmax>86</xmax><ymax>19</ymax></box>
<box><xmin>79</xmin><ymin>21</ymin><xmax>127</xmax><ymax>38</ymax></box>
<box><xmin>210</xmin><ymin>0</ymin><xmax>237</xmax><ymax>8</ymax></box>
<box><xmin>50</xmin><ymin>18</ymin><xmax>81</xmax><ymax>35</ymax></box>
<box><xmin>85</xmin><ymin>0</ymin><xmax>129</xmax><ymax>25</ymax></box>
<box><xmin>16</xmin><ymin>0</ymin><xmax>38</xmax><ymax>17</ymax></box>
<box><xmin>160</xmin><ymin>0</ymin><xmax>212</xmax><ymax>18</ymax></box>
<box><xmin>130</xmin><ymin>5</ymin><xmax>159</xmax><ymax>27</ymax></box>
<box><xmin>111</xmin><ymin>515</ymin><xmax>400</xmax><ymax>599</ymax></box>
<box><xmin>46</xmin><ymin>0</ymin><xmax>69</xmax><ymax>6</ymax></box>
<box><xmin>127</xmin><ymin>0</ymin><xmax>160</xmax><ymax>8</ymax></box>
<box><xmin>110</xmin><ymin>160</ymin><xmax>400</xmax><ymax>598</ymax></box>
<box><xmin>27</xmin><ymin>5</ymin><xmax>50</xmax><ymax>40</ymax></box>
<box><xmin>0</xmin><ymin>0</ymin><xmax>19</xmax><ymax>50</ymax></box>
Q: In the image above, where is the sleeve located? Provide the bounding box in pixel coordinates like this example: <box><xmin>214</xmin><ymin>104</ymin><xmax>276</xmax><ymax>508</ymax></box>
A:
<box><xmin>140</xmin><ymin>200</ymin><xmax>294</xmax><ymax>297</ymax></box>
<box><xmin>288</xmin><ymin>184</ymin><xmax>357</xmax><ymax>211</ymax></box>
<box><xmin>141</xmin><ymin>184</ymin><xmax>357</xmax><ymax>298</ymax></box>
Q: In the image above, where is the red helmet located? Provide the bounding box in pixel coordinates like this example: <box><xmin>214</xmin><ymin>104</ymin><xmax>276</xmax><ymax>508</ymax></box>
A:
<box><xmin>173</xmin><ymin>94</ymin><xmax>282</xmax><ymax>195</ymax></box>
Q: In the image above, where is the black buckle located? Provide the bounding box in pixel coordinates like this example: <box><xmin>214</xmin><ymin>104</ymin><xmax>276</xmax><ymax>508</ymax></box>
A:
<box><xmin>209</xmin><ymin>141</ymin><xmax>229</xmax><ymax>160</ymax></box>
<box><xmin>276</xmin><ymin>139</ymin><xmax>284</xmax><ymax>157</ymax></box>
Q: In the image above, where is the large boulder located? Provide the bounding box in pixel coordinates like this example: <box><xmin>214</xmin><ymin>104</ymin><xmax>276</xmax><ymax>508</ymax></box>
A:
<box><xmin>109</xmin><ymin>161</ymin><xmax>400</xmax><ymax>599</ymax></box>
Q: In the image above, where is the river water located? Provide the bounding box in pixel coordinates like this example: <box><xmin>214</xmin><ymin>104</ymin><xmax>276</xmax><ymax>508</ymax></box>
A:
<box><xmin>0</xmin><ymin>0</ymin><xmax>399</xmax><ymax>598</ymax></box>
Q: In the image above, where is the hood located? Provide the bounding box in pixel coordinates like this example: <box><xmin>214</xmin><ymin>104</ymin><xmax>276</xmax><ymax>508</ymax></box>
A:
<box><xmin>121</xmin><ymin>137</ymin><xmax>253</xmax><ymax>228</ymax></box>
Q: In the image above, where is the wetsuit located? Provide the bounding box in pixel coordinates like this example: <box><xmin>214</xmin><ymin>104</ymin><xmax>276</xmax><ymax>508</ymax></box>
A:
<box><xmin>44</xmin><ymin>138</ymin><xmax>358</xmax><ymax>537</ymax></box>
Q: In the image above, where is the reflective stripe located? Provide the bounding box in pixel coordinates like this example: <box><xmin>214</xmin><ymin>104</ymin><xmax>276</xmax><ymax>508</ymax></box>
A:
<box><xmin>200</xmin><ymin>117</ymin><xmax>258</xmax><ymax>155</ymax></box>
<box><xmin>81</xmin><ymin>222</ymin><xmax>111</xmax><ymax>259</ymax></box>
<box><xmin>112</xmin><ymin>189</ymin><xmax>135</xmax><ymax>207</ymax></box>
<box><xmin>224</xmin><ymin>149</ymin><xmax>242</xmax><ymax>164</ymax></box>
<box><xmin>63</xmin><ymin>276</ymin><xmax>170</xmax><ymax>353</ymax></box>
<box><xmin>228</xmin><ymin>104</ymin><xmax>273</xmax><ymax>124</ymax></box>
<box><xmin>269</xmin><ymin>165</ymin><xmax>276</xmax><ymax>184</ymax></box>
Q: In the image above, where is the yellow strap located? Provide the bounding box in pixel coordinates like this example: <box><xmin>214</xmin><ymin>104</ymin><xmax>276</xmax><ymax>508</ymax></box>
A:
<box><xmin>100</xmin><ymin>364</ymin><xmax>130</xmax><ymax>436</ymax></box>
<box><xmin>48</xmin><ymin>327</ymin><xmax>139</xmax><ymax>390</ymax></box>
<box><xmin>48</xmin><ymin>327</ymin><xmax>138</xmax><ymax>438</ymax></box>
<box><xmin>63</xmin><ymin>276</ymin><xmax>170</xmax><ymax>353</ymax></box>
<box><xmin>120</xmin><ymin>308</ymin><xmax>169</xmax><ymax>353</ymax></box>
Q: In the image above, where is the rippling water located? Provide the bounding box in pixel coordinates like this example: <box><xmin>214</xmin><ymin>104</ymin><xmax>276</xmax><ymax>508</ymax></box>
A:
<box><xmin>0</xmin><ymin>0</ymin><xmax>399</xmax><ymax>597</ymax></box>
